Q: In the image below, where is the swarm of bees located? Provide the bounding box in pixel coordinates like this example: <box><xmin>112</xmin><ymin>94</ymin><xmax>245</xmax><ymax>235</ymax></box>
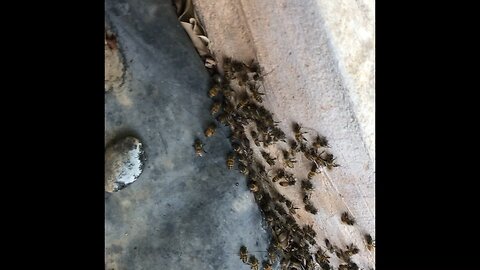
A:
<box><xmin>191</xmin><ymin>56</ymin><xmax>374</xmax><ymax>270</ymax></box>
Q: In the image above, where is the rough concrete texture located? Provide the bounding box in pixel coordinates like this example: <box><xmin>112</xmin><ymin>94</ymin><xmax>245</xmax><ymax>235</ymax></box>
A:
<box><xmin>105</xmin><ymin>0</ymin><xmax>270</xmax><ymax>269</ymax></box>
<box><xmin>192</xmin><ymin>0</ymin><xmax>375</xmax><ymax>267</ymax></box>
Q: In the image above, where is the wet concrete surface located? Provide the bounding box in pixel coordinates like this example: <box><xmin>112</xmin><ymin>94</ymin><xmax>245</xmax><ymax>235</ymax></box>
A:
<box><xmin>105</xmin><ymin>0</ymin><xmax>269</xmax><ymax>269</ymax></box>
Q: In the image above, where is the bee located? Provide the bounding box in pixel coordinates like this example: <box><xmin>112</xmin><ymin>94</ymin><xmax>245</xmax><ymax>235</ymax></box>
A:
<box><xmin>307</xmin><ymin>162</ymin><xmax>320</xmax><ymax>179</ymax></box>
<box><xmin>283</xmin><ymin>150</ymin><xmax>297</xmax><ymax>168</ymax></box>
<box><xmin>324</xmin><ymin>239</ymin><xmax>335</xmax><ymax>253</ymax></box>
<box><xmin>315</xmin><ymin>248</ymin><xmax>330</xmax><ymax>264</ymax></box>
<box><xmin>305</xmin><ymin>203</ymin><xmax>318</xmax><ymax>215</ymax></box>
<box><xmin>301</xmin><ymin>179</ymin><xmax>314</xmax><ymax>191</ymax></box>
<box><xmin>248</xmin><ymin>181</ymin><xmax>259</xmax><ymax>192</ymax></box>
<box><xmin>193</xmin><ymin>139</ymin><xmax>206</xmax><ymax>157</ymax></box>
<box><xmin>341</xmin><ymin>212</ymin><xmax>355</xmax><ymax>226</ymax></box>
<box><xmin>271</xmin><ymin>169</ymin><xmax>285</xmax><ymax>182</ymax></box>
<box><xmin>345</xmin><ymin>243</ymin><xmax>360</xmax><ymax>256</ymax></box>
<box><xmin>339</xmin><ymin>262</ymin><xmax>359</xmax><ymax>270</ymax></box>
<box><xmin>236</xmin><ymin>92</ymin><xmax>250</xmax><ymax>110</ymax></box>
<box><xmin>303</xmin><ymin>224</ymin><xmax>316</xmax><ymax>238</ymax></box>
<box><xmin>313</xmin><ymin>135</ymin><xmax>330</xmax><ymax>148</ymax></box>
<box><xmin>261</xmin><ymin>150</ymin><xmax>276</xmax><ymax>166</ymax></box>
<box><xmin>263</xmin><ymin>262</ymin><xmax>273</xmax><ymax>270</ymax></box>
<box><xmin>364</xmin><ymin>233</ymin><xmax>375</xmax><ymax>251</ymax></box>
<box><xmin>238</xmin><ymin>163</ymin><xmax>249</xmax><ymax>175</ymax></box>
<box><xmin>250</xmin><ymin>130</ymin><xmax>261</xmax><ymax>147</ymax></box>
<box><xmin>227</xmin><ymin>153</ymin><xmax>235</xmax><ymax>169</ymax></box>
<box><xmin>249</xmin><ymin>84</ymin><xmax>265</xmax><ymax>103</ymax></box>
<box><xmin>210</xmin><ymin>101</ymin><xmax>221</xmax><ymax>115</ymax></box>
<box><xmin>338</xmin><ymin>264</ymin><xmax>349</xmax><ymax>270</ymax></box>
<box><xmin>239</xmin><ymin>246</ymin><xmax>248</xmax><ymax>263</ymax></box>
<box><xmin>204</xmin><ymin>123</ymin><xmax>217</xmax><ymax>137</ymax></box>
<box><xmin>279</xmin><ymin>177</ymin><xmax>296</xmax><ymax>186</ymax></box>
<box><xmin>285</xmin><ymin>200</ymin><xmax>299</xmax><ymax>214</ymax></box>
<box><xmin>293</xmin><ymin>122</ymin><xmax>308</xmax><ymax>142</ymax></box>
<box><xmin>322</xmin><ymin>152</ymin><xmax>339</xmax><ymax>170</ymax></box>
<box><xmin>208</xmin><ymin>85</ymin><xmax>220</xmax><ymax>98</ymax></box>
<box><xmin>249</xmin><ymin>255</ymin><xmax>259</xmax><ymax>270</ymax></box>
<box><xmin>216</xmin><ymin>112</ymin><xmax>232</xmax><ymax>126</ymax></box>
<box><xmin>289</xmin><ymin>140</ymin><xmax>300</xmax><ymax>156</ymax></box>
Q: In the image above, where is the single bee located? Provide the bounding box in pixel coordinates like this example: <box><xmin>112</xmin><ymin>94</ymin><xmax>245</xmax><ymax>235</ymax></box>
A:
<box><xmin>210</xmin><ymin>101</ymin><xmax>221</xmax><ymax>115</ymax></box>
<box><xmin>313</xmin><ymin>135</ymin><xmax>330</xmax><ymax>148</ymax></box>
<box><xmin>324</xmin><ymin>239</ymin><xmax>335</xmax><ymax>253</ymax></box>
<box><xmin>338</xmin><ymin>264</ymin><xmax>349</xmax><ymax>270</ymax></box>
<box><xmin>249</xmin><ymin>255</ymin><xmax>259</xmax><ymax>270</ymax></box>
<box><xmin>322</xmin><ymin>152</ymin><xmax>339</xmax><ymax>170</ymax></box>
<box><xmin>279</xmin><ymin>178</ymin><xmax>296</xmax><ymax>186</ymax></box>
<box><xmin>216</xmin><ymin>112</ymin><xmax>232</xmax><ymax>126</ymax></box>
<box><xmin>315</xmin><ymin>248</ymin><xmax>330</xmax><ymax>264</ymax></box>
<box><xmin>364</xmin><ymin>233</ymin><xmax>375</xmax><ymax>251</ymax></box>
<box><xmin>249</xmin><ymin>84</ymin><xmax>265</xmax><ymax>103</ymax></box>
<box><xmin>250</xmin><ymin>130</ymin><xmax>261</xmax><ymax>147</ymax></box>
<box><xmin>303</xmin><ymin>224</ymin><xmax>316</xmax><ymax>238</ymax></box>
<box><xmin>227</xmin><ymin>153</ymin><xmax>235</xmax><ymax>170</ymax></box>
<box><xmin>238</xmin><ymin>163</ymin><xmax>249</xmax><ymax>175</ymax></box>
<box><xmin>283</xmin><ymin>150</ymin><xmax>297</xmax><ymax>168</ymax></box>
<box><xmin>289</xmin><ymin>139</ymin><xmax>300</xmax><ymax>155</ymax></box>
<box><xmin>261</xmin><ymin>150</ymin><xmax>276</xmax><ymax>166</ymax></box>
<box><xmin>208</xmin><ymin>85</ymin><xmax>220</xmax><ymax>98</ymax></box>
<box><xmin>305</xmin><ymin>203</ymin><xmax>318</xmax><ymax>215</ymax></box>
<box><xmin>263</xmin><ymin>261</ymin><xmax>273</xmax><ymax>270</ymax></box>
<box><xmin>285</xmin><ymin>200</ymin><xmax>299</xmax><ymax>214</ymax></box>
<box><xmin>293</xmin><ymin>122</ymin><xmax>308</xmax><ymax>142</ymax></box>
<box><xmin>341</xmin><ymin>212</ymin><xmax>355</xmax><ymax>226</ymax></box>
<box><xmin>204</xmin><ymin>123</ymin><xmax>217</xmax><ymax>137</ymax></box>
<box><xmin>239</xmin><ymin>245</ymin><xmax>248</xmax><ymax>263</ymax></box>
<box><xmin>307</xmin><ymin>162</ymin><xmax>320</xmax><ymax>179</ymax></box>
<box><xmin>236</xmin><ymin>92</ymin><xmax>250</xmax><ymax>110</ymax></box>
<box><xmin>301</xmin><ymin>179</ymin><xmax>315</xmax><ymax>191</ymax></box>
<box><xmin>193</xmin><ymin>139</ymin><xmax>206</xmax><ymax>157</ymax></box>
<box><xmin>345</xmin><ymin>243</ymin><xmax>360</xmax><ymax>256</ymax></box>
<box><xmin>248</xmin><ymin>181</ymin><xmax>259</xmax><ymax>192</ymax></box>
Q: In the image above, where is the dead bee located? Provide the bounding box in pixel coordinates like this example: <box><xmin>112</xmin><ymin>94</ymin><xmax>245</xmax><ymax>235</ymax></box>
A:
<box><xmin>208</xmin><ymin>85</ymin><xmax>220</xmax><ymax>98</ymax></box>
<box><xmin>301</xmin><ymin>179</ymin><xmax>314</xmax><ymax>191</ymax></box>
<box><xmin>263</xmin><ymin>261</ymin><xmax>273</xmax><ymax>270</ymax></box>
<box><xmin>341</xmin><ymin>212</ymin><xmax>355</xmax><ymax>226</ymax></box>
<box><xmin>250</xmin><ymin>130</ymin><xmax>261</xmax><ymax>147</ymax></box>
<box><xmin>303</xmin><ymin>224</ymin><xmax>316</xmax><ymax>238</ymax></box>
<box><xmin>364</xmin><ymin>233</ymin><xmax>375</xmax><ymax>251</ymax></box>
<box><xmin>303</xmin><ymin>192</ymin><xmax>312</xmax><ymax>204</ymax></box>
<box><xmin>239</xmin><ymin>246</ymin><xmax>248</xmax><ymax>263</ymax></box>
<box><xmin>248</xmin><ymin>181</ymin><xmax>259</xmax><ymax>192</ymax></box>
<box><xmin>236</xmin><ymin>92</ymin><xmax>250</xmax><ymax>110</ymax></box>
<box><xmin>324</xmin><ymin>239</ymin><xmax>335</xmax><ymax>253</ymax></box>
<box><xmin>313</xmin><ymin>135</ymin><xmax>330</xmax><ymax>148</ymax></box>
<box><xmin>285</xmin><ymin>200</ymin><xmax>299</xmax><ymax>214</ymax></box>
<box><xmin>193</xmin><ymin>139</ymin><xmax>206</xmax><ymax>157</ymax></box>
<box><xmin>305</xmin><ymin>203</ymin><xmax>318</xmax><ymax>215</ymax></box>
<box><xmin>307</xmin><ymin>162</ymin><xmax>320</xmax><ymax>179</ymax></box>
<box><xmin>322</xmin><ymin>152</ymin><xmax>339</xmax><ymax>170</ymax></box>
<box><xmin>204</xmin><ymin>123</ymin><xmax>217</xmax><ymax>137</ymax></box>
<box><xmin>345</xmin><ymin>243</ymin><xmax>360</xmax><ymax>256</ymax></box>
<box><xmin>315</xmin><ymin>248</ymin><xmax>330</xmax><ymax>264</ymax></box>
<box><xmin>289</xmin><ymin>140</ymin><xmax>300</xmax><ymax>155</ymax></box>
<box><xmin>216</xmin><ymin>112</ymin><xmax>232</xmax><ymax>126</ymax></box>
<box><xmin>261</xmin><ymin>150</ymin><xmax>276</xmax><ymax>166</ymax></box>
<box><xmin>210</xmin><ymin>101</ymin><xmax>221</xmax><ymax>115</ymax></box>
<box><xmin>249</xmin><ymin>84</ymin><xmax>265</xmax><ymax>103</ymax></box>
<box><xmin>227</xmin><ymin>153</ymin><xmax>235</xmax><ymax>170</ymax></box>
<box><xmin>283</xmin><ymin>150</ymin><xmax>297</xmax><ymax>168</ymax></box>
<box><xmin>249</xmin><ymin>255</ymin><xmax>259</xmax><ymax>270</ymax></box>
<box><xmin>238</xmin><ymin>163</ymin><xmax>249</xmax><ymax>175</ymax></box>
<box><xmin>293</xmin><ymin>122</ymin><xmax>308</xmax><ymax>142</ymax></box>
<box><xmin>272</xmin><ymin>169</ymin><xmax>285</xmax><ymax>183</ymax></box>
<box><xmin>339</xmin><ymin>262</ymin><xmax>358</xmax><ymax>270</ymax></box>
